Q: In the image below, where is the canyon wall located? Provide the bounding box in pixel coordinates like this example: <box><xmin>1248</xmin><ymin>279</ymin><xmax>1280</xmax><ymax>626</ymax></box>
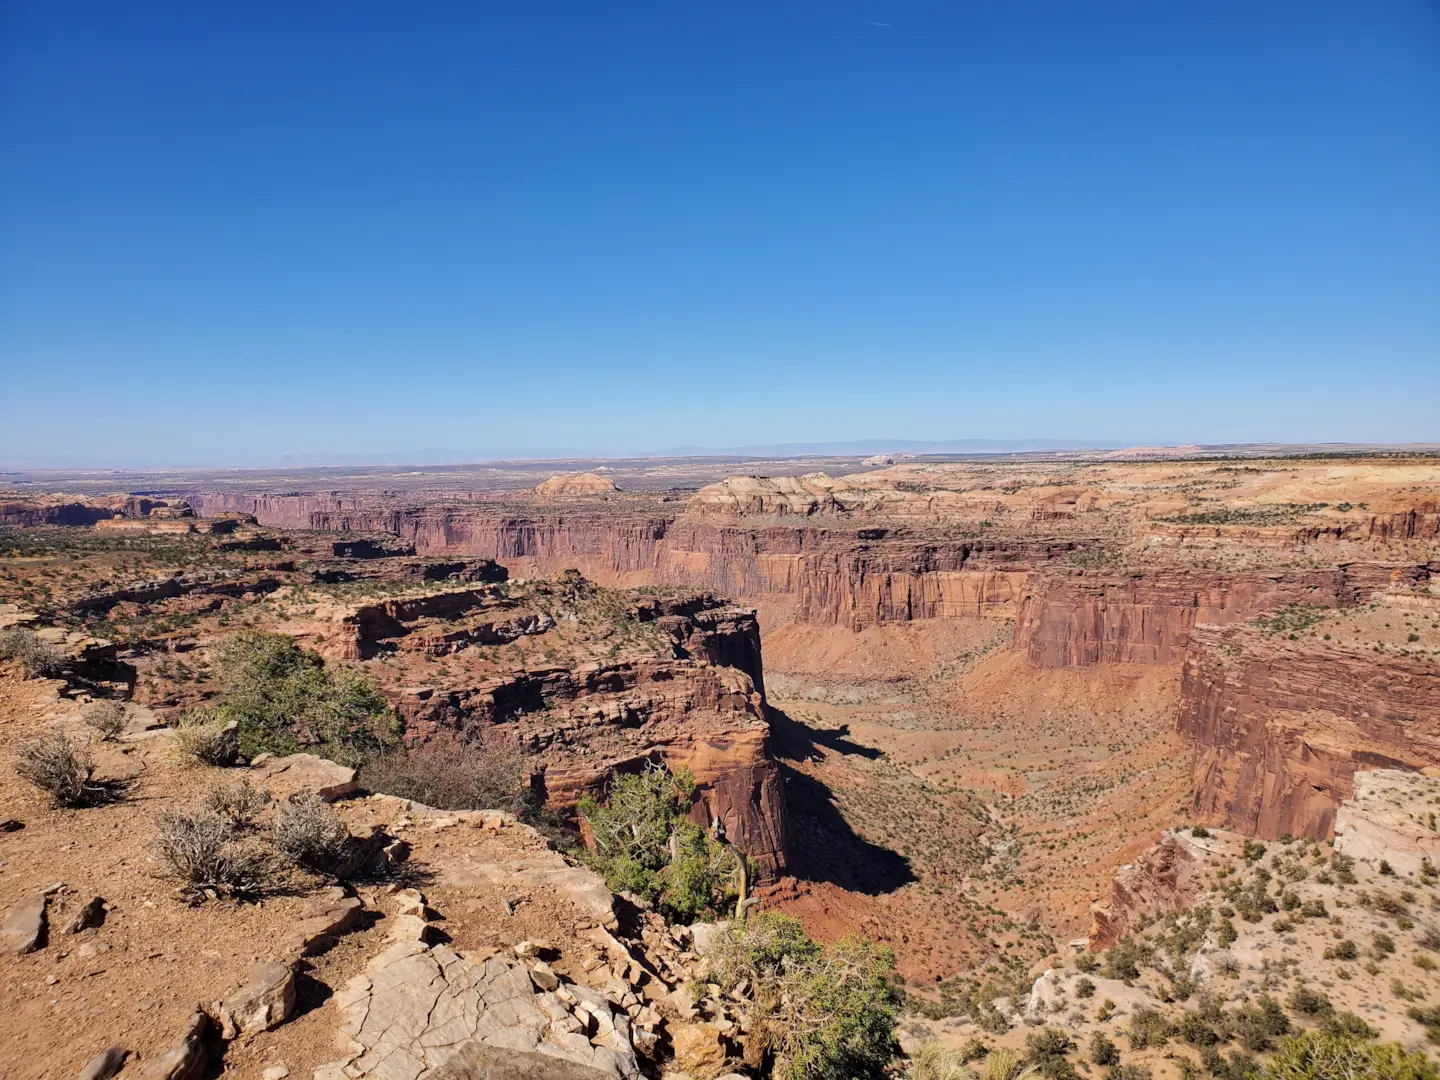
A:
<box><xmin>1178</xmin><ymin>623</ymin><xmax>1440</xmax><ymax>841</ymax></box>
<box><xmin>187</xmin><ymin>493</ymin><xmax>1077</xmax><ymax>628</ymax></box>
<box><xmin>1014</xmin><ymin>563</ymin><xmax>1427</xmax><ymax>668</ymax></box>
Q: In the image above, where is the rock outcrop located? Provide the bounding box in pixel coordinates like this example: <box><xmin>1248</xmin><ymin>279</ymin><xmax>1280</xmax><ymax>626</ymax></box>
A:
<box><xmin>1178</xmin><ymin>623</ymin><xmax>1440</xmax><ymax>840</ymax></box>
<box><xmin>1334</xmin><ymin>769</ymin><xmax>1440</xmax><ymax>877</ymax></box>
<box><xmin>1088</xmin><ymin>830</ymin><xmax>1215</xmax><ymax>948</ymax></box>
<box><xmin>537</xmin><ymin>473</ymin><xmax>620</xmax><ymax>497</ymax></box>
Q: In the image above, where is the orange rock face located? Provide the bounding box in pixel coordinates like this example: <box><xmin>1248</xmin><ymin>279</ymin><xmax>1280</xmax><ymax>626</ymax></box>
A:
<box><xmin>1013</xmin><ymin>563</ymin><xmax>1427</xmax><ymax>668</ymax></box>
<box><xmin>1178</xmin><ymin>619</ymin><xmax>1440</xmax><ymax>841</ymax></box>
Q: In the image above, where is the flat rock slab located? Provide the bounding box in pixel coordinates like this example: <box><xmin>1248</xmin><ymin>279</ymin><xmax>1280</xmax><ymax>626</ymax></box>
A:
<box><xmin>443</xmin><ymin>854</ymin><xmax>617</xmax><ymax>930</ymax></box>
<box><xmin>251</xmin><ymin>753</ymin><xmax>358</xmax><ymax>802</ymax></box>
<box><xmin>0</xmin><ymin>891</ymin><xmax>47</xmax><ymax>955</ymax></box>
<box><xmin>323</xmin><ymin>939</ymin><xmax>639</xmax><ymax>1080</ymax></box>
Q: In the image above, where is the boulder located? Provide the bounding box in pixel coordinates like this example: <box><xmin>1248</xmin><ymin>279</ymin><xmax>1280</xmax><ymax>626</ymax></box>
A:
<box><xmin>218</xmin><ymin>961</ymin><xmax>296</xmax><ymax>1039</ymax></box>
<box><xmin>283</xmin><ymin>894</ymin><xmax>363</xmax><ymax>958</ymax></box>
<box><xmin>138</xmin><ymin>1011</ymin><xmax>208</xmax><ymax>1080</ymax></box>
<box><xmin>669</xmin><ymin>1022</ymin><xmax>728</xmax><ymax>1079</ymax></box>
<box><xmin>249</xmin><ymin>753</ymin><xmax>358</xmax><ymax>802</ymax></box>
<box><xmin>78</xmin><ymin>1046</ymin><xmax>127</xmax><ymax>1080</ymax></box>
<box><xmin>0</xmin><ymin>891</ymin><xmax>47</xmax><ymax>955</ymax></box>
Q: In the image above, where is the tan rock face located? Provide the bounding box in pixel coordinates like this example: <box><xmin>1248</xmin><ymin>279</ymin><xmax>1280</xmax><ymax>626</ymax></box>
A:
<box><xmin>536</xmin><ymin>473</ymin><xmax>620</xmax><ymax>497</ymax></box>
<box><xmin>1177</xmin><ymin>622</ymin><xmax>1440</xmax><ymax>840</ymax></box>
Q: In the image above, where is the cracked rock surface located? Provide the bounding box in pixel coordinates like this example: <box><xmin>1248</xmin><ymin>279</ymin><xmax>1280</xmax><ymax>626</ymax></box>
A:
<box><xmin>318</xmin><ymin>938</ymin><xmax>640</xmax><ymax>1080</ymax></box>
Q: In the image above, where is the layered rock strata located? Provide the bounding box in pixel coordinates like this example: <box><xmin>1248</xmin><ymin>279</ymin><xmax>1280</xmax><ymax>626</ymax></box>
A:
<box><xmin>1178</xmin><ymin>623</ymin><xmax>1440</xmax><ymax>840</ymax></box>
<box><xmin>1015</xmin><ymin>562</ymin><xmax>1432</xmax><ymax>668</ymax></box>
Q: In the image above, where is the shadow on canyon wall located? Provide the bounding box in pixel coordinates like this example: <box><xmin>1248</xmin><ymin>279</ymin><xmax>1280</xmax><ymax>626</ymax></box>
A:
<box><xmin>768</xmin><ymin>706</ymin><xmax>916</xmax><ymax>896</ymax></box>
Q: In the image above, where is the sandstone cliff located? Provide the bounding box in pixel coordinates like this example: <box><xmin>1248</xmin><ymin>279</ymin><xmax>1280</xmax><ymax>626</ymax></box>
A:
<box><xmin>185</xmin><ymin>492</ymin><xmax>1081</xmax><ymax>628</ymax></box>
<box><xmin>1178</xmin><ymin>620</ymin><xmax>1440</xmax><ymax>840</ymax></box>
<box><xmin>1014</xmin><ymin>563</ymin><xmax>1429</xmax><ymax>668</ymax></box>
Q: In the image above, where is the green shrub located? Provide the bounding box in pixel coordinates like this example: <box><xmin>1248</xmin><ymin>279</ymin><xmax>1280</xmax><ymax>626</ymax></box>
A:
<box><xmin>1023</xmin><ymin>1029</ymin><xmax>1076</xmax><ymax>1079</ymax></box>
<box><xmin>1323</xmin><ymin>939</ymin><xmax>1358</xmax><ymax>961</ymax></box>
<box><xmin>207</xmin><ymin>631</ymin><xmax>399</xmax><ymax>765</ymax></box>
<box><xmin>1321</xmin><ymin>1012</ymin><xmax>1377</xmax><ymax>1039</ymax></box>
<box><xmin>714</xmin><ymin>914</ymin><xmax>898</xmax><ymax>1080</ymax></box>
<box><xmin>1089</xmin><ymin>1031</ymin><xmax>1120</xmax><ymax>1067</ymax></box>
<box><xmin>578</xmin><ymin>763</ymin><xmax>740</xmax><ymax>922</ymax></box>
<box><xmin>1230</xmin><ymin>995</ymin><xmax>1290</xmax><ymax>1053</ymax></box>
<box><xmin>1128</xmin><ymin>1006</ymin><xmax>1172</xmax><ymax>1050</ymax></box>
<box><xmin>1264</xmin><ymin>1030</ymin><xmax>1439</xmax><ymax>1080</ymax></box>
<box><xmin>1103</xmin><ymin>939</ymin><xmax>1153</xmax><ymax>981</ymax></box>
<box><xmin>1075</xmin><ymin>976</ymin><xmax>1096</xmax><ymax>999</ymax></box>
<box><xmin>1285</xmin><ymin>985</ymin><xmax>1332</xmax><ymax>1017</ymax></box>
<box><xmin>1243</xmin><ymin>840</ymin><xmax>1267</xmax><ymax>863</ymax></box>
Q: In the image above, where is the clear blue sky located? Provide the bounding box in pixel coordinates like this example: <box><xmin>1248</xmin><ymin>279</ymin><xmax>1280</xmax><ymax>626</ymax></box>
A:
<box><xmin>2</xmin><ymin>1</ymin><xmax>1436</xmax><ymax>466</ymax></box>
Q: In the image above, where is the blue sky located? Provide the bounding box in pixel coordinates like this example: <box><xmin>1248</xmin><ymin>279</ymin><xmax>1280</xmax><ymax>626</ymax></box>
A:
<box><xmin>2</xmin><ymin>1</ymin><xmax>1436</xmax><ymax>466</ymax></box>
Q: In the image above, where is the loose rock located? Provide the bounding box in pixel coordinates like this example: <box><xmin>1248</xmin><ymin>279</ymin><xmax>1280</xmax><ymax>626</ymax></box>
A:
<box><xmin>218</xmin><ymin>961</ymin><xmax>296</xmax><ymax>1039</ymax></box>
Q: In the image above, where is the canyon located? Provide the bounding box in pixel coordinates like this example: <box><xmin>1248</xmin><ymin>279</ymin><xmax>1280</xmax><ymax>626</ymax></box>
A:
<box><xmin>2</xmin><ymin>451</ymin><xmax>1440</xmax><ymax>1075</ymax></box>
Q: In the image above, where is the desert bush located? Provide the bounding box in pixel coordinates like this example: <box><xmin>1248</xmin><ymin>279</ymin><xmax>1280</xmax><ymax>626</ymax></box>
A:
<box><xmin>1200</xmin><ymin>1048</ymin><xmax>1262</xmax><ymax>1080</ymax></box>
<box><xmin>1321</xmin><ymin>1011</ymin><xmax>1377</xmax><ymax>1039</ymax></box>
<box><xmin>1323</xmin><ymin>939</ymin><xmax>1358</xmax><ymax>961</ymax></box>
<box><xmin>1103</xmin><ymin>938</ymin><xmax>1153</xmax><ymax>981</ymax></box>
<box><xmin>1128</xmin><ymin>1007</ymin><xmax>1172</xmax><ymax>1050</ymax></box>
<box><xmin>1264</xmin><ymin>1029</ymin><xmax>1439</xmax><ymax>1080</ymax></box>
<box><xmin>1285</xmin><ymin>985</ymin><xmax>1332</xmax><ymax>1017</ymax></box>
<box><xmin>84</xmin><ymin>700</ymin><xmax>127</xmax><ymax>741</ymax></box>
<box><xmin>713</xmin><ymin>913</ymin><xmax>899</xmax><ymax>1080</ymax></box>
<box><xmin>15</xmin><ymin>732</ymin><xmax>95</xmax><ymax>807</ymax></box>
<box><xmin>1090</xmin><ymin>1031</ymin><xmax>1120</xmax><ymax>1066</ymax></box>
<box><xmin>1075</xmin><ymin>977</ymin><xmax>1096</xmax><ymax>999</ymax></box>
<box><xmin>153</xmin><ymin>808</ymin><xmax>278</xmax><ymax>900</ymax></box>
<box><xmin>907</xmin><ymin>1042</ymin><xmax>971</xmax><ymax>1080</ymax></box>
<box><xmin>0</xmin><ymin>628</ymin><xmax>65</xmax><ymax>678</ymax></box>
<box><xmin>1023</xmin><ymin>1029</ymin><xmax>1076</xmax><ymax>1079</ymax></box>
<box><xmin>207</xmin><ymin>630</ymin><xmax>399</xmax><ymax>764</ymax></box>
<box><xmin>171</xmin><ymin>709</ymin><xmax>238</xmax><ymax>766</ymax></box>
<box><xmin>1242</xmin><ymin>840</ymin><xmax>1267</xmax><ymax>863</ymax></box>
<box><xmin>274</xmin><ymin>794</ymin><xmax>350</xmax><ymax>871</ymax></box>
<box><xmin>361</xmin><ymin>736</ymin><xmax>532</xmax><ymax>814</ymax></box>
<box><xmin>1420</xmin><ymin>924</ymin><xmax>1440</xmax><ymax>952</ymax></box>
<box><xmin>1177</xmin><ymin>1010</ymin><xmax>1223</xmax><ymax>1047</ymax></box>
<box><xmin>977</xmin><ymin>1047</ymin><xmax>1038</xmax><ymax>1080</ymax></box>
<box><xmin>203</xmin><ymin>776</ymin><xmax>270</xmax><ymax>829</ymax></box>
<box><xmin>1230</xmin><ymin>995</ymin><xmax>1290</xmax><ymax>1054</ymax></box>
